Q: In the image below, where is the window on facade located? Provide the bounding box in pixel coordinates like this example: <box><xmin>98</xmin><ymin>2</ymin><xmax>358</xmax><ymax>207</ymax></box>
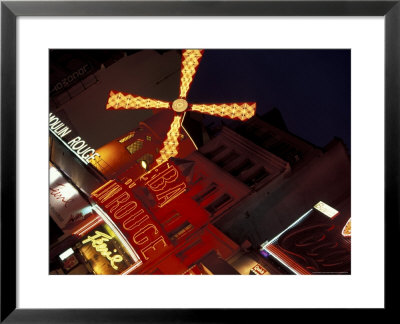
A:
<box><xmin>119</xmin><ymin>132</ymin><xmax>135</xmax><ymax>143</ymax></box>
<box><xmin>205</xmin><ymin>193</ymin><xmax>232</xmax><ymax>214</ymax></box>
<box><xmin>146</xmin><ymin>135</ymin><xmax>151</xmax><ymax>141</ymax></box>
<box><xmin>229</xmin><ymin>158</ymin><xmax>255</xmax><ymax>177</ymax></box>
<box><xmin>215</xmin><ymin>151</ymin><xmax>240</xmax><ymax>168</ymax></box>
<box><xmin>126</xmin><ymin>140</ymin><xmax>143</xmax><ymax>154</ymax></box>
<box><xmin>243</xmin><ymin>167</ymin><xmax>269</xmax><ymax>187</ymax></box>
<box><xmin>193</xmin><ymin>183</ymin><xmax>218</xmax><ymax>203</ymax></box>
<box><xmin>191</xmin><ymin>172</ymin><xmax>205</xmax><ymax>185</ymax></box>
<box><xmin>282</xmin><ymin>148</ymin><xmax>303</xmax><ymax>165</ymax></box>
<box><xmin>202</xmin><ymin>145</ymin><xmax>227</xmax><ymax>159</ymax></box>
<box><xmin>168</xmin><ymin>221</ymin><xmax>194</xmax><ymax>243</ymax></box>
<box><xmin>176</xmin><ymin>239</ymin><xmax>202</xmax><ymax>262</ymax></box>
<box><xmin>162</xmin><ymin>212</ymin><xmax>182</xmax><ymax>230</ymax></box>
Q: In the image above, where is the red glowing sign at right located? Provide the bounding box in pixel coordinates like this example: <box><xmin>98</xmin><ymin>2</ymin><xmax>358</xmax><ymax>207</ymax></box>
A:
<box><xmin>264</xmin><ymin>207</ymin><xmax>351</xmax><ymax>275</ymax></box>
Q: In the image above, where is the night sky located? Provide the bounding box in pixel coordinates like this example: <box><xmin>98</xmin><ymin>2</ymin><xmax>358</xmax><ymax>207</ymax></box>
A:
<box><xmin>186</xmin><ymin>50</ymin><xmax>351</xmax><ymax>152</ymax></box>
<box><xmin>50</xmin><ymin>49</ymin><xmax>351</xmax><ymax>152</ymax></box>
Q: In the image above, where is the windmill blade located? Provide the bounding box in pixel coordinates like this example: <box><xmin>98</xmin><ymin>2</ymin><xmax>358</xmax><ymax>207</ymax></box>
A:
<box><xmin>155</xmin><ymin>115</ymin><xmax>183</xmax><ymax>165</ymax></box>
<box><xmin>106</xmin><ymin>90</ymin><xmax>171</xmax><ymax>110</ymax></box>
<box><xmin>190</xmin><ymin>102</ymin><xmax>256</xmax><ymax>121</ymax></box>
<box><xmin>178</xmin><ymin>50</ymin><xmax>204</xmax><ymax>99</ymax></box>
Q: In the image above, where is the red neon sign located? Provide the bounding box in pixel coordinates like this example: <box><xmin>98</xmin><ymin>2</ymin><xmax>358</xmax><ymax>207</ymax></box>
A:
<box><xmin>91</xmin><ymin>161</ymin><xmax>189</xmax><ymax>265</ymax></box>
<box><xmin>135</xmin><ymin>161</ymin><xmax>187</xmax><ymax>208</ymax></box>
<box><xmin>92</xmin><ymin>180</ymin><xmax>171</xmax><ymax>263</ymax></box>
<box><xmin>250</xmin><ymin>264</ymin><xmax>268</xmax><ymax>275</ymax></box>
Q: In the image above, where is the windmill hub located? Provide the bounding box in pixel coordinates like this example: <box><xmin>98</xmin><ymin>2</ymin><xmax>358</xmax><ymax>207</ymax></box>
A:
<box><xmin>172</xmin><ymin>98</ymin><xmax>188</xmax><ymax>113</ymax></box>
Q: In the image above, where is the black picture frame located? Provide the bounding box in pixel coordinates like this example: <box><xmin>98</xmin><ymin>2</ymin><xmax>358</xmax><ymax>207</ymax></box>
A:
<box><xmin>1</xmin><ymin>0</ymin><xmax>398</xmax><ymax>322</ymax></box>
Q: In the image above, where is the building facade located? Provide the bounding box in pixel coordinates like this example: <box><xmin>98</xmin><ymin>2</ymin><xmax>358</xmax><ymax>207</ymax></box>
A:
<box><xmin>49</xmin><ymin>50</ymin><xmax>351</xmax><ymax>275</ymax></box>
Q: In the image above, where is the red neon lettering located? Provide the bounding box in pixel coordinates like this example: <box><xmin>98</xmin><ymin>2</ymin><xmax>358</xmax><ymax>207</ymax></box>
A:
<box><xmin>132</xmin><ymin>224</ymin><xmax>159</xmax><ymax>246</ymax></box>
<box><xmin>122</xmin><ymin>210</ymin><xmax>149</xmax><ymax>231</ymax></box>
<box><xmin>146</xmin><ymin>165</ymin><xmax>178</xmax><ymax>192</ymax></box>
<box><xmin>105</xmin><ymin>192</ymin><xmax>130</xmax><ymax>213</ymax></box>
<box><xmin>141</xmin><ymin>236</ymin><xmax>168</xmax><ymax>260</ymax></box>
<box><xmin>92</xmin><ymin>182</ymin><xmax>122</xmax><ymax>203</ymax></box>
<box><xmin>155</xmin><ymin>182</ymin><xmax>186</xmax><ymax>207</ymax></box>
<box><xmin>49</xmin><ymin>186</ymin><xmax>73</xmax><ymax>208</ymax></box>
<box><xmin>113</xmin><ymin>201</ymin><xmax>138</xmax><ymax>220</ymax></box>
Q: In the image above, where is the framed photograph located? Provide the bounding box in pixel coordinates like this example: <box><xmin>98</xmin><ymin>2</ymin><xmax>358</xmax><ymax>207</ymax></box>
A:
<box><xmin>1</xmin><ymin>0</ymin><xmax>397</xmax><ymax>321</ymax></box>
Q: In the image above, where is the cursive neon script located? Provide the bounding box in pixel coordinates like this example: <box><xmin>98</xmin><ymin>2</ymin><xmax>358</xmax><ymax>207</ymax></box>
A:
<box><xmin>82</xmin><ymin>231</ymin><xmax>123</xmax><ymax>270</ymax></box>
<box><xmin>50</xmin><ymin>184</ymin><xmax>73</xmax><ymax>208</ymax></box>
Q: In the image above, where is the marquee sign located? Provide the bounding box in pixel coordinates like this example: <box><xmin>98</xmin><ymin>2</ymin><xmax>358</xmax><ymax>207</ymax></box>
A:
<box><xmin>77</xmin><ymin>223</ymin><xmax>137</xmax><ymax>274</ymax></box>
<box><xmin>49</xmin><ymin>112</ymin><xmax>100</xmax><ymax>164</ymax></box>
<box><xmin>261</xmin><ymin>204</ymin><xmax>350</xmax><ymax>275</ymax></box>
<box><xmin>91</xmin><ymin>160</ymin><xmax>190</xmax><ymax>265</ymax></box>
<box><xmin>82</xmin><ymin>231</ymin><xmax>124</xmax><ymax>270</ymax></box>
<box><xmin>91</xmin><ymin>181</ymin><xmax>171</xmax><ymax>263</ymax></box>
<box><xmin>49</xmin><ymin>164</ymin><xmax>91</xmax><ymax>230</ymax></box>
<box><xmin>134</xmin><ymin>161</ymin><xmax>187</xmax><ymax>209</ymax></box>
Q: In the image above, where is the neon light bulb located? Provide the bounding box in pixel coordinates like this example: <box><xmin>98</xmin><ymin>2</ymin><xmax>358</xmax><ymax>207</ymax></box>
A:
<box><xmin>59</xmin><ymin>248</ymin><xmax>74</xmax><ymax>261</ymax></box>
<box><xmin>141</xmin><ymin>160</ymin><xmax>147</xmax><ymax>170</ymax></box>
<box><xmin>314</xmin><ymin>201</ymin><xmax>339</xmax><ymax>218</ymax></box>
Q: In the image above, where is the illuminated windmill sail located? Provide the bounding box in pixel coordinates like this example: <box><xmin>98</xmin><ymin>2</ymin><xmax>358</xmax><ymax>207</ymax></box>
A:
<box><xmin>106</xmin><ymin>50</ymin><xmax>256</xmax><ymax>165</ymax></box>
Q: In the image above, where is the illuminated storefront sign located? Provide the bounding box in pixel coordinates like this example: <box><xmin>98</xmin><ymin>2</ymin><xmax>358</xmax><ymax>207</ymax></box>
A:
<box><xmin>61</xmin><ymin>254</ymin><xmax>79</xmax><ymax>272</ymax></box>
<box><xmin>49</xmin><ymin>164</ymin><xmax>92</xmax><ymax>230</ymax></box>
<box><xmin>313</xmin><ymin>201</ymin><xmax>339</xmax><ymax>218</ymax></box>
<box><xmin>91</xmin><ymin>160</ymin><xmax>188</xmax><ymax>265</ymax></box>
<box><xmin>49</xmin><ymin>113</ymin><xmax>100</xmax><ymax>164</ymax></box>
<box><xmin>92</xmin><ymin>181</ymin><xmax>171</xmax><ymax>263</ymax></box>
<box><xmin>135</xmin><ymin>161</ymin><xmax>187</xmax><ymax>208</ymax></box>
<box><xmin>261</xmin><ymin>206</ymin><xmax>350</xmax><ymax>275</ymax></box>
<box><xmin>59</xmin><ymin>248</ymin><xmax>74</xmax><ymax>261</ymax></box>
<box><xmin>78</xmin><ymin>223</ymin><xmax>136</xmax><ymax>275</ymax></box>
<box><xmin>250</xmin><ymin>264</ymin><xmax>268</xmax><ymax>275</ymax></box>
<box><xmin>82</xmin><ymin>231</ymin><xmax>123</xmax><ymax>270</ymax></box>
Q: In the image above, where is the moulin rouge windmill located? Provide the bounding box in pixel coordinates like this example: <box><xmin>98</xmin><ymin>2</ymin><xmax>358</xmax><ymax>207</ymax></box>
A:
<box><xmin>105</xmin><ymin>49</ymin><xmax>257</xmax><ymax>167</ymax></box>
